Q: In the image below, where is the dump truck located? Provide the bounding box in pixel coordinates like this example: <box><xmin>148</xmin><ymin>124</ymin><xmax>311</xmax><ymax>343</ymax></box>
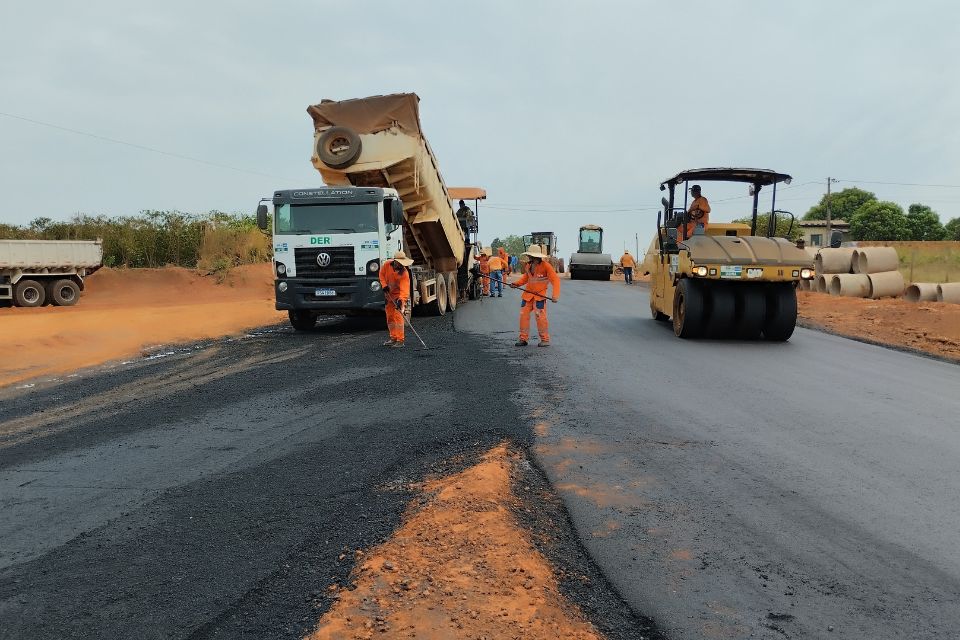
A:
<box><xmin>0</xmin><ymin>239</ymin><xmax>102</xmax><ymax>307</ymax></box>
<box><xmin>522</xmin><ymin>232</ymin><xmax>564</xmax><ymax>273</ymax></box>
<box><xmin>648</xmin><ymin>168</ymin><xmax>815</xmax><ymax>340</ymax></box>
<box><xmin>257</xmin><ymin>93</ymin><xmax>479</xmax><ymax>330</ymax></box>
<box><xmin>568</xmin><ymin>225</ymin><xmax>613</xmax><ymax>280</ymax></box>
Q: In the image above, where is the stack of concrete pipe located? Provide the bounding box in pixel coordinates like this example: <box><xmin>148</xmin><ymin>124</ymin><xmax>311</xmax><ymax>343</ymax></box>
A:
<box><xmin>814</xmin><ymin>246</ymin><xmax>905</xmax><ymax>299</ymax></box>
<box><xmin>905</xmin><ymin>282</ymin><xmax>960</xmax><ymax>304</ymax></box>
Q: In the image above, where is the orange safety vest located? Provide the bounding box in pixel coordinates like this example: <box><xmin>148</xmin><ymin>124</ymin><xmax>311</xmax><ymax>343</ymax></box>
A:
<box><xmin>477</xmin><ymin>254</ymin><xmax>490</xmax><ymax>274</ymax></box>
<box><xmin>682</xmin><ymin>196</ymin><xmax>711</xmax><ymax>238</ymax></box>
<box><xmin>379</xmin><ymin>260</ymin><xmax>410</xmax><ymax>300</ymax></box>
<box><xmin>514</xmin><ymin>260</ymin><xmax>560</xmax><ymax>302</ymax></box>
<box><xmin>487</xmin><ymin>256</ymin><xmax>504</xmax><ymax>271</ymax></box>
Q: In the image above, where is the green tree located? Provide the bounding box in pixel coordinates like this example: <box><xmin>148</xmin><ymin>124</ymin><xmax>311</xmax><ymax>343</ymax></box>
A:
<box><xmin>803</xmin><ymin>187</ymin><xmax>877</xmax><ymax>222</ymax></box>
<box><xmin>491</xmin><ymin>234</ymin><xmax>525</xmax><ymax>256</ymax></box>
<box><xmin>732</xmin><ymin>213</ymin><xmax>801</xmax><ymax>240</ymax></box>
<box><xmin>945</xmin><ymin>217</ymin><xmax>960</xmax><ymax>241</ymax></box>
<box><xmin>905</xmin><ymin>204</ymin><xmax>947</xmax><ymax>241</ymax></box>
<box><xmin>848</xmin><ymin>201</ymin><xmax>910</xmax><ymax>241</ymax></box>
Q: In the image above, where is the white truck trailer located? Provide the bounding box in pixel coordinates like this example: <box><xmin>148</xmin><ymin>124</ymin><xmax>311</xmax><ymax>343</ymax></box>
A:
<box><xmin>257</xmin><ymin>93</ymin><xmax>480</xmax><ymax>330</ymax></box>
<box><xmin>0</xmin><ymin>239</ymin><xmax>103</xmax><ymax>307</ymax></box>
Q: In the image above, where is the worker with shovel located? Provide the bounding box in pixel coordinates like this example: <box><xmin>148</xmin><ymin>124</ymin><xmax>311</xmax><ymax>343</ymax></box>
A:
<box><xmin>511</xmin><ymin>245</ymin><xmax>560</xmax><ymax>347</ymax></box>
<box><xmin>379</xmin><ymin>250</ymin><xmax>414</xmax><ymax>348</ymax></box>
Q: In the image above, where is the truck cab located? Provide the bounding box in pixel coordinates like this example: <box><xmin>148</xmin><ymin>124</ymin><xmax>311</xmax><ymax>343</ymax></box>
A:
<box><xmin>260</xmin><ymin>186</ymin><xmax>405</xmax><ymax>327</ymax></box>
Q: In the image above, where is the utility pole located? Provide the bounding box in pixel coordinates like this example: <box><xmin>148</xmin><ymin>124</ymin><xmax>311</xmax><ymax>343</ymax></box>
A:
<box><xmin>825</xmin><ymin>177</ymin><xmax>838</xmax><ymax>246</ymax></box>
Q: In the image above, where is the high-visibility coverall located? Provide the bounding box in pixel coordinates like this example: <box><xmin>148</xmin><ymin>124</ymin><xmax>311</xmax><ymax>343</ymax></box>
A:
<box><xmin>379</xmin><ymin>259</ymin><xmax>410</xmax><ymax>342</ymax></box>
<box><xmin>681</xmin><ymin>196</ymin><xmax>711</xmax><ymax>239</ymax></box>
<box><xmin>477</xmin><ymin>254</ymin><xmax>490</xmax><ymax>295</ymax></box>
<box><xmin>498</xmin><ymin>247</ymin><xmax>509</xmax><ymax>275</ymax></box>
<box><xmin>514</xmin><ymin>260</ymin><xmax>560</xmax><ymax>343</ymax></box>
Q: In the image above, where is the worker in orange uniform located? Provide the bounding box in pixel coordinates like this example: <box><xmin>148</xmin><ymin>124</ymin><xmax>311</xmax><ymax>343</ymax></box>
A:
<box><xmin>379</xmin><ymin>250</ymin><xmax>414</xmax><ymax>348</ymax></box>
<box><xmin>510</xmin><ymin>245</ymin><xmax>560</xmax><ymax>347</ymax></box>
<box><xmin>477</xmin><ymin>247</ymin><xmax>491</xmax><ymax>296</ymax></box>
<box><xmin>487</xmin><ymin>251</ymin><xmax>505</xmax><ymax>297</ymax></box>
<box><xmin>680</xmin><ymin>184</ymin><xmax>711</xmax><ymax>240</ymax></box>
<box><xmin>619</xmin><ymin>250</ymin><xmax>636</xmax><ymax>285</ymax></box>
<box><xmin>498</xmin><ymin>246</ymin><xmax>510</xmax><ymax>276</ymax></box>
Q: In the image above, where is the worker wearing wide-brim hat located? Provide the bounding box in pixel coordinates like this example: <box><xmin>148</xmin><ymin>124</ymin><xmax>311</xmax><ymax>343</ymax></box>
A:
<box><xmin>619</xmin><ymin>250</ymin><xmax>637</xmax><ymax>285</ymax></box>
<box><xmin>510</xmin><ymin>245</ymin><xmax>560</xmax><ymax>347</ymax></box>
<box><xmin>379</xmin><ymin>250</ymin><xmax>414</xmax><ymax>348</ymax></box>
<box><xmin>477</xmin><ymin>246</ymin><xmax>491</xmax><ymax>296</ymax></box>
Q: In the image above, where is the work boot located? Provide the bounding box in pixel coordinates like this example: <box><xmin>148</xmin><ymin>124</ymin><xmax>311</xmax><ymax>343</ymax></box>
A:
<box><xmin>389</xmin><ymin>341</ymin><xmax>405</xmax><ymax>348</ymax></box>
<box><xmin>538</xmin><ymin>341</ymin><xmax>550</xmax><ymax>348</ymax></box>
<box><xmin>498</xmin><ymin>293</ymin><xmax>502</xmax><ymax>297</ymax></box>
<box><xmin>515</xmin><ymin>339</ymin><xmax>528</xmax><ymax>347</ymax></box>
<box><xmin>382</xmin><ymin>339</ymin><xmax>396</xmax><ymax>347</ymax></box>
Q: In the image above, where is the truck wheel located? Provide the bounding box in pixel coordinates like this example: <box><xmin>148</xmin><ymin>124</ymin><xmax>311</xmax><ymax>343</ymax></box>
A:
<box><xmin>763</xmin><ymin>284</ymin><xmax>798</xmax><ymax>342</ymax></box>
<box><xmin>48</xmin><ymin>279</ymin><xmax>81</xmax><ymax>306</ymax></box>
<box><xmin>705</xmin><ymin>284</ymin><xmax>735</xmax><ymax>338</ymax></box>
<box><xmin>557</xmin><ymin>259</ymin><xmax>565</xmax><ymax>273</ymax></box>
<box><xmin>428</xmin><ymin>276</ymin><xmax>448</xmax><ymax>316</ymax></box>
<box><xmin>673</xmin><ymin>279</ymin><xmax>705</xmax><ymax>339</ymax></box>
<box><xmin>316</xmin><ymin>126</ymin><xmax>362</xmax><ymax>169</ymax></box>
<box><xmin>14</xmin><ymin>279</ymin><xmax>46</xmax><ymax>307</ymax></box>
<box><xmin>734</xmin><ymin>287</ymin><xmax>765</xmax><ymax>340</ymax></box>
<box><xmin>288</xmin><ymin>310</ymin><xmax>316</xmax><ymax>331</ymax></box>
<box><xmin>446</xmin><ymin>272</ymin><xmax>458</xmax><ymax>311</ymax></box>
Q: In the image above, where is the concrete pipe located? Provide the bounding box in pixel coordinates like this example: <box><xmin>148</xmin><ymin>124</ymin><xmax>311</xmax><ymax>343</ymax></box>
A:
<box><xmin>937</xmin><ymin>283</ymin><xmax>960</xmax><ymax>304</ymax></box>
<box><xmin>829</xmin><ymin>273</ymin><xmax>871</xmax><ymax>297</ymax></box>
<box><xmin>815</xmin><ymin>248</ymin><xmax>855</xmax><ymax>274</ymax></box>
<box><xmin>853</xmin><ymin>246</ymin><xmax>900</xmax><ymax>274</ymax></box>
<box><xmin>816</xmin><ymin>274</ymin><xmax>829</xmax><ymax>293</ymax></box>
<box><xmin>904</xmin><ymin>283</ymin><xmax>939</xmax><ymax>302</ymax></box>
<box><xmin>867</xmin><ymin>271</ymin><xmax>904</xmax><ymax>299</ymax></box>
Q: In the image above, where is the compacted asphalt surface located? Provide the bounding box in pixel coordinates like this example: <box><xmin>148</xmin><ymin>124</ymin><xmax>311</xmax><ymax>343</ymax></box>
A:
<box><xmin>0</xmin><ymin>317</ymin><xmax>652</xmax><ymax>640</ymax></box>
<box><xmin>458</xmin><ymin>278</ymin><xmax>960</xmax><ymax>639</ymax></box>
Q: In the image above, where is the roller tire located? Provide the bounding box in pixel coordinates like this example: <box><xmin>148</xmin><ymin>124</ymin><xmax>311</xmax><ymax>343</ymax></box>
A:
<box><xmin>446</xmin><ymin>272</ymin><xmax>458</xmax><ymax>311</ymax></box>
<box><xmin>48</xmin><ymin>279</ymin><xmax>81</xmax><ymax>306</ymax></box>
<box><xmin>288</xmin><ymin>310</ymin><xmax>316</xmax><ymax>331</ymax></box>
<box><xmin>14</xmin><ymin>279</ymin><xmax>45</xmax><ymax>307</ymax></box>
<box><xmin>673</xmin><ymin>278</ymin><xmax>706</xmax><ymax>339</ymax></box>
<box><xmin>316</xmin><ymin>126</ymin><xmax>362</xmax><ymax>169</ymax></box>
<box><xmin>763</xmin><ymin>284</ymin><xmax>798</xmax><ymax>341</ymax></box>
<box><xmin>705</xmin><ymin>284</ymin><xmax>736</xmax><ymax>339</ymax></box>
<box><xmin>650</xmin><ymin>297</ymin><xmax>670</xmax><ymax>322</ymax></box>
<box><xmin>734</xmin><ymin>286</ymin><xmax>766</xmax><ymax>340</ymax></box>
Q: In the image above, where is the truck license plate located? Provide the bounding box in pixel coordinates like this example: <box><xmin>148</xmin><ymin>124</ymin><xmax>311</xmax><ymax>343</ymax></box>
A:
<box><xmin>315</xmin><ymin>288</ymin><xmax>336</xmax><ymax>297</ymax></box>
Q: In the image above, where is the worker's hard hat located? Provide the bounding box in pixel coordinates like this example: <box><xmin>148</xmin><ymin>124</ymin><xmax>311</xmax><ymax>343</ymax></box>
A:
<box><xmin>391</xmin><ymin>250</ymin><xmax>414</xmax><ymax>266</ymax></box>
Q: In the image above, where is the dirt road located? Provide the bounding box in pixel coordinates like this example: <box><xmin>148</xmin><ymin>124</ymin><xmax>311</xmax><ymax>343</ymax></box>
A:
<box><xmin>458</xmin><ymin>279</ymin><xmax>960</xmax><ymax>639</ymax></box>
<box><xmin>0</xmin><ymin>316</ymin><xmax>658</xmax><ymax>639</ymax></box>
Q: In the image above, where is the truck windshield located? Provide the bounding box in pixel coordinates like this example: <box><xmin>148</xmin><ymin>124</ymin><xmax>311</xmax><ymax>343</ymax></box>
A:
<box><xmin>275</xmin><ymin>203</ymin><xmax>379</xmax><ymax>234</ymax></box>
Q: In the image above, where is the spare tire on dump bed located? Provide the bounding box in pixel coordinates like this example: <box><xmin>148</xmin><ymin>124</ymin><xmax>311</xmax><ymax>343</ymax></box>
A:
<box><xmin>316</xmin><ymin>126</ymin><xmax>362</xmax><ymax>169</ymax></box>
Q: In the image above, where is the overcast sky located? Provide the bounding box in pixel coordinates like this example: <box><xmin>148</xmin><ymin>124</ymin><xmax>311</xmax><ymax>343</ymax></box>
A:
<box><xmin>2</xmin><ymin>1</ymin><xmax>959</xmax><ymax>256</ymax></box>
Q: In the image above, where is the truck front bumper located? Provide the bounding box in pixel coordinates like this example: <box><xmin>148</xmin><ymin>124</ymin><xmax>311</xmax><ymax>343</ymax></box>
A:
<box><xmin>275</xmin><ymin>277</ymin><xmax>385</xmax><ymax>312</ymax></box>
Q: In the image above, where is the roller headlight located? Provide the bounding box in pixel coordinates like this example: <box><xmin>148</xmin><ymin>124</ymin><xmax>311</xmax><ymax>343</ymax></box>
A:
<box><xmin>693</xmin><ymin>266</ymin><xmax>708</xmax><ymax>277</ymax></box>
<box><xmin>276</xmin><ymin>262</ymin><xmax>287</xmax><ymax>276</ymax></box>
<box><xmin>367</xmin><ymin>259</ymin><xmax>380</xmax><ymax>274</ymax></box>
<box><xmin>370</xmin><ymin>281</ymin><xmax>382</xmax><ymax>292</ymax></box>
<box><xmin>278</xmin><ymin>281</ymin><xmax>288</xmax><ymax>292</ymax></box>
<box><xmin>800</xmin><ymin>268</ymin><xmax>814</xmax><ymax>279</ymax></box>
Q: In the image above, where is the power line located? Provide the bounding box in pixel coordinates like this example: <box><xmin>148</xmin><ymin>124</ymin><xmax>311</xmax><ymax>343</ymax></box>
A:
<box><xmin>0</xmin><ymin>110</ymin><xmax>293</xmax><ymax>181</ymax></box>
<box><xmin>835</xmin><ymin>178</ymin><xmax>960</xmax><ymax>189</ymax></box>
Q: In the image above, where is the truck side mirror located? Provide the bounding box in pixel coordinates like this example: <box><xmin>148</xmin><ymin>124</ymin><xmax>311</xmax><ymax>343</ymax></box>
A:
<box><xmin>391</xmin><ymin>199</ymin><xmax>405</xmax><ymax>226</ymax></box>
<box><xmin>256</xmin><ymin>204</ymin><xmax>269</xmax><ymax>230</ymax></box>
<box><xmin>829</xmin><ymin>230</ymin><xmax>843</xmax><ymax>248</ymax></box>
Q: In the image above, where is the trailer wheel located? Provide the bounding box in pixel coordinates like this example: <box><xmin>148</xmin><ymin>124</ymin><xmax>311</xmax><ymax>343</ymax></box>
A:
<box><xmin>446</xmin><ymin>272</ymin><xmax>458</xmax><ymax>311</ymax></box>
<box><xmin>288</xmin><ymin>310</ymin><xmax>316</xmax><ymax>331</ymax></box>
<box><xmin>47</xmin><ymin>279</ymin><xmax>80</xmax><ymax>306</ymax></box>
<box><xmin>763</xmin><ymin>284</ymin><xmax>798</xmax><ymax>342</ymax></box>
<box><xmin>316</xmin><ymin>126</ymin><xmax>362</xmax><ymax>169</ymax></box>
<box><xmin>428</xmin><ymin>275</ymin><xmax>448</xmax><ymax>316</ymax></box>
<box><xmin>14</xmin><ymin>279</ymin><xmax>46</xmax><ymax>308</ymax></box>
<box><xmin>673</xmin><ymin>278</ymin><xmax>705</xmax><ymax>339</ymax></box>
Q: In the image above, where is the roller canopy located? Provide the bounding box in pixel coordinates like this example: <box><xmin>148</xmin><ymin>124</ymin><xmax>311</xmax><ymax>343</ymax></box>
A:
<box><xmin>661</xmin><ymin>168</ymin><xmax>792</xmax><ymax>187</ymax></box>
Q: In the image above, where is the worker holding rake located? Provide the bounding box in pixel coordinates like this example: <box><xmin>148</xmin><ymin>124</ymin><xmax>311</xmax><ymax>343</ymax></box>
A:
<box><xmin>511</xmin><ymin>245</ymin><xmax>560</xmax><ymax>347</ymax></box>
<box><xmin>379</xmin><ymin>250</ymin><xmax>414</xmax><ymax>348</ymax></box>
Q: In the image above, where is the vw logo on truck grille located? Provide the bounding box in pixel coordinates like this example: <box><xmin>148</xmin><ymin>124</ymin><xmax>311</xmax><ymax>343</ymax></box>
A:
<box><xmin>316</xmin><ymin>252</ymin><xmax>332</xmax><ymax>267</ymax></box>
